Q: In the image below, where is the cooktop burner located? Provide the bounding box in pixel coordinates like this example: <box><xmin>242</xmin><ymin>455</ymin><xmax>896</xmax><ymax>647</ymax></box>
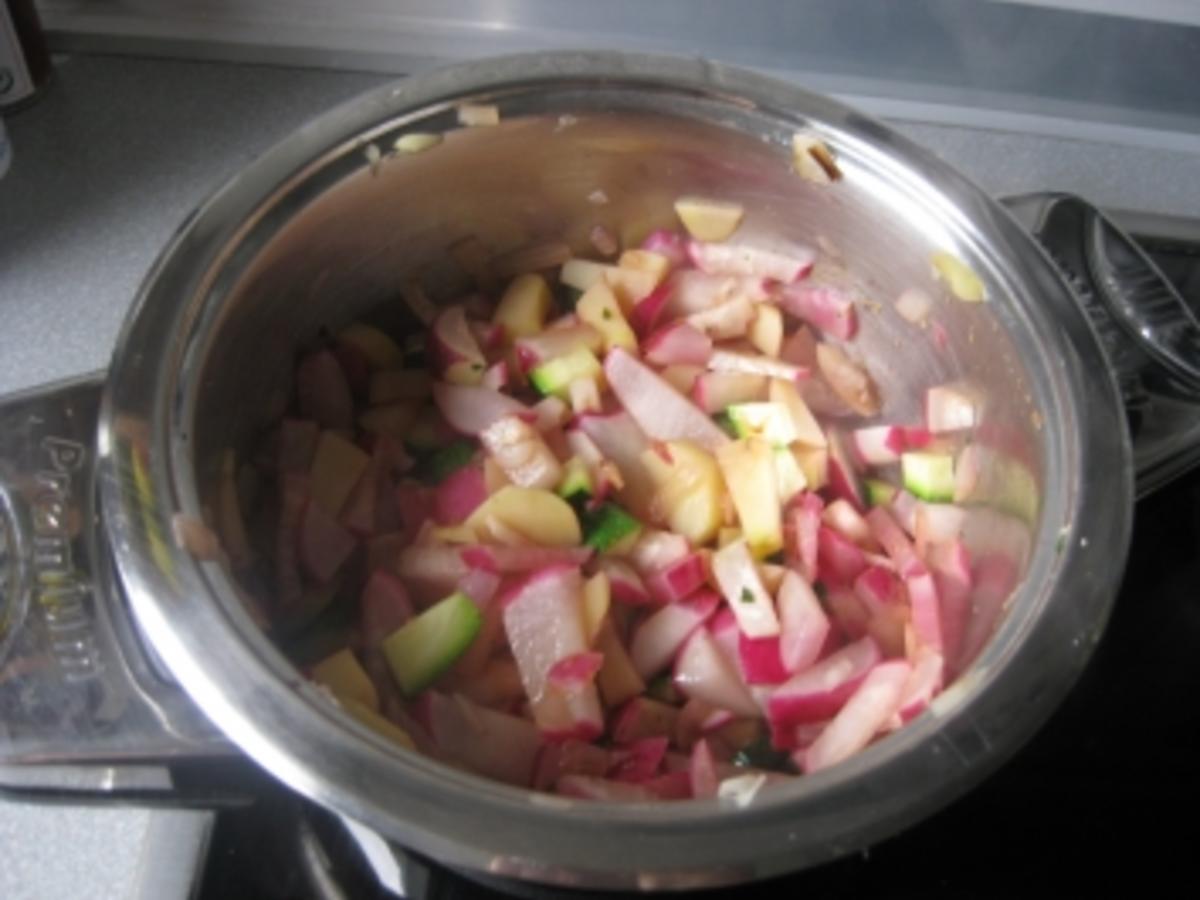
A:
<box><xmin>198</xmin><ymin>217</ymin><xmax>1200</xmax><ymax>900</ymax></box>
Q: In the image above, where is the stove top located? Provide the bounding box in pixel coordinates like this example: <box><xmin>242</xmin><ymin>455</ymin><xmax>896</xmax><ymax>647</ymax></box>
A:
<box><xmin>197</xmin><ymin>218</ymin><xmax>1200</xmax><ymax>899</ymax></box>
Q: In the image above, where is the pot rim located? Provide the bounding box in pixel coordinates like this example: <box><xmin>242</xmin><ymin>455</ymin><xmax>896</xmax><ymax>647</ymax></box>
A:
<box><xmin>96</xmin><ymin>51</ymin><xmax>1132</xmax><ymax>890</ymax></box>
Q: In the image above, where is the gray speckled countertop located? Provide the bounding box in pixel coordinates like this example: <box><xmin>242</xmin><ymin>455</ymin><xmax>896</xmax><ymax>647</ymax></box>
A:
<box><xmin>1</xmin><ymin>53</ymin><xmax>1197</xmax><ymax>900</ymax></box>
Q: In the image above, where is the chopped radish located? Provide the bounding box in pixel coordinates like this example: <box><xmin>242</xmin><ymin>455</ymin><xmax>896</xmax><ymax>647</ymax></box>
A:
<box><xmin>630</xmin><ymin>590</ymin><xmax>721</xmax><ymax>679</ymax></box>
<box><xmin>711</xmin><ymin>539</ymin><xmax>781</xmax><ymax>639</ymax></box>
<box><xmin>801</xmin><ymin>659</ymin><xmax>911</xmax><ymax>773</ymax></box>
<box><xmin>925</xmin><ymin>383</ymin><xmax>983</xmax><ymax>433</ymax></box>
<box><xmin>299</xmin><ymin>499</ymin><xmax>356</xmax><ymax>583</ymax></box>
<box><xmin>480</xmin><ymin>415</ymin><xmax>562</xmax><ymax>490</ymax></box>
<box><xmin>905</xmin><ymin>567</ymin><xmax>944</xmax><ymax>655</ymax></box>
<box><xmin>865</xmin><ymin>505</ymin><xmax>920</xmax><ymax>576</ymax></box>
<box><xmin>481</xmin><ymin>360</ymin><xmax>509</xmax><ymax>391</ymax></box>
<box><xmin>778</xmin><ymin>284</ymin><xmax>858</xmax><ymax>340</ymax></box>
<box><xmin>784</xmin><ymin>492</ymin><xmax>823</xmax><ymax>583</ymax></box>
<box><xmin>825</xmin><ymin>428</ymin><xmax>866</xmax><ymax>511</ymax></box>
<box><xmin>433</xmin><ymin>465</ymin><xmax>487</xmax><ymax>525</ymax></box>
<box><xmin>853</xmin><ymin>566</ymin><xmax>904</xmax><ymax>617</ymax></box>
<box><xmin>640</xmin><ymin>229</ymin><xmax>689</xmax><ymax>267</ymax></box>
<box><xmin>689</xmin><ymin>739</ymin><xmax>720</xmax><ymax>799</ymax></box>
<box><xmin>691</xmin><ymin>371</ymin><xmax>767</xmax><ymax>414</ymax></box>
<box><xmin>460</xmin><ymin>545</ymin><xmax>592</xmax><ymax>574</ymax></box>
<box><xmin>893</xmin><ymin>649</ymin><xmax>944</xmax><ymax>725</ymax></box>
<box><xmin>668</xmin><ymin>270</ymin><xmax>770</xmax><ymax>317</ymax></box>
<box><xmin>605</xmin><ymin>348</ymin><xmax>729</xmax><ymax>452</ymax></box>
<box><xmin>431</xmin><ymin>382</ymin><xmax>529</xmax><ymax>436</ymax></box>
<box><xmin>598</xmin><ymin>559</ymin><xmax>653</xmax><ymax>606</ymax></box>
<box><xmin>768</xmin><ymin>636</ymin><xmax>881</xmax><ymax>727</ymax></box>
<box><xmin>548</xmin><ymin>651</ymin><xmax>605</xmax><ymax>687</ymax></box>
<box><xmin>425</xmin><ymin>693</ymin><xmax>541</xmax><ymax>786</ymax></box>
<box><xmin>686</xmin><ymin>241</ymin><xmax>815</xmax><ymax>283</ymax></box>
<box><xmin>645</xmin><ymin>553</ymin><xmax>708</xmax><ymax>604</ymax></box>
<box><xmin>431</xmin><ymin>306</ymin><xmax>487</xmax><ymax>383</ymax></box>
<box><xmin>707</xmin><ymin>349</ymin><xmax>808</xmax><ymax>383</ymax></box>
<box><xmin>296</xmin><ymin>349</ymin><xmax>354</xmax><ymax>431</ymax></box>
<box><xmin>644</xmin><ymin>321</ymin><xmax>713</xmax><ymax>366</ymax></box>
<box><xmin>927</xmin><ymin>539</ymin><xmax>972</xmax><ymax>674</ymax></box>
<box><xmin>361</xmin><ymin>570</ymin><xmax>414</xmax><ymax>649</ymax></box>
<box><xmin>822</xmin><ymin>498</ymin><xmax>875</xmax><ymax>549</ymax></box>
<box><xmin>640</xmin><ymin>771</ymin><xmax>693</xmax><ymax>800</ymax></box>
<box><xmin>608</xmin><ymin>736</ymin><xmax>669</xmax><ymax>782</ymax></box>
<box><xmin>674</xmin><ymin>628</ymin><xmax>760</xmax><ymax>717</ymax></box>
<box><xmin>557</xmin><ymin>775</ymin><xmax>654</xmax><ymax>802</ymax></box>
<box><xmin>818</xmin><ymin>526</ymin><xmax>868</xmax><ymax>585</ymax></box>
<box><xmin>629</xmin><ymin>282</ymin><xmax>673</xmax><ymax>337</ymax></box>
<box><xmin>686</xmin><ymin>296</ymin><xmax>757</xmax><ymax>340</ymax></box>
<box><xmin>851</xmin><ymin>425</ymin><xmax>907</xmax><ymax>466</ymax></box>
<box><xmin>826</xmin><ymin>587</ymin><xmax>871</xmax><ymax>641</ymax></box>
<box><xmin>776</xmin><ymin>570</ymin><xmax>831</xmax><ymax>674</ymax></box>
<box><xmin>533</xmin><ymin>740</ymin><xmax>610</xmax><ymax>791</ymax></box>
<box><xmin>816</xmin><ymin>343</ymin><xmax>880</xmax><ymax>417</ymax></box>
<box><xmin>456</xmin><ymin>566</ymin><xmax>501</xmax><ymax>608</ymax></box>
<box><xmin>737</xmin><ymin>632</ymin><xmax>790</xmax><ymax>685</ymax></box>
<box><xmin>612</xmin><ymin>697</ymin><xmax>681</xmax><ymax>743</ymax></box>
<box><xmin>629</xmin><ymin>529</ymin><xmax>690</xmax><ymax>575</ymax></box>
<box><xmin>514</xmin><ymin>323</ymin><xmax>603</xmax><ymax>369</ymax></box>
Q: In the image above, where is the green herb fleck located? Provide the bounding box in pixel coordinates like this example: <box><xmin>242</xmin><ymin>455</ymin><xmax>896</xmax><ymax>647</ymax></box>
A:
<box><xmin>714</xmin><ymin>411</ymin><xmax>738</xmax><ymax>438</ymax></box>
<box><xmin>602</xmin><ymin>308</ymin><xmax>614</xmax><ymax>320</ymax></box>
<box><xmin>740</xmin><ymin>587</ymin><xmax>754</xmax><ymax>604</ymax></box>
<box><xmin>415</xmin><ymin>440</ymin><xmax>476</xmax><ymax>484</ymax></box>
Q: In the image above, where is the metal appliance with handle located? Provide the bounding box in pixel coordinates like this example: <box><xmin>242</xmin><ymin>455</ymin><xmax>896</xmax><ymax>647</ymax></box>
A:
<box><xmin>1</xmin><ymin>53</ymin><xmax>1198</xmax><ymax>893</ymax></box>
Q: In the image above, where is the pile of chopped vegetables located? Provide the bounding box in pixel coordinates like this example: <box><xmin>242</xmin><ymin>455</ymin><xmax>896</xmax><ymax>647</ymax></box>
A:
<box><xmin>221</xmin><ymin>189</ymin><xmax>1027</xmax><ymax>804</ymax></box>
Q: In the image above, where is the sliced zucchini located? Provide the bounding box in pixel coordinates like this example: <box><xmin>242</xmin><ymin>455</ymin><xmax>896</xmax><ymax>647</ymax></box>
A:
<box><xmin>901</xmin><ymin>452</ymin><xmax>955</xmax><ymax>502</ymax></box>
<box><xmin>383</xmin><ymin>592</ymin><xmax>482</xmax><ymax>697</ymax></box>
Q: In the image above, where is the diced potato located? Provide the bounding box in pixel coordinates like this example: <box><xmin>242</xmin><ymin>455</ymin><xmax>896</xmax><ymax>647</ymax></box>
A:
<box><xmin>717</xmin><ymin>527</ymin><xmax>742</xmax><ymax>548</ymax></box>
<box><xmin>358</xmin><ymin>403</ymin><xmax>419</xmax><ymax>439</ymax></box>
<box><xmin>339</xmin><ymin>323</ymin><xmax>404</xmax><ymax>369</ymax></box>
<box><xmin>715</xmin><ymin>438</ymin><xmax>783</xmax><ymax>558</ymax></box>
<box><xmin>582</xmin><ymin>572</ymin><xmax>611</xmax><ymax>645</ymax></box>
<box><xmin>463</xmin><ymin>486</ymin><xmax>582</xmax><ymax>546</ymax></box>
<box><xmin>794</xmin><ymin>444</ymin><xmax>829</xmax><ymax>491</ymax></box>
<box><xmin>749</xmin><ymin>304</ymin><xmax>784</xmax><ymax>357</ymax></box>
<box><xmin>457</xmin><ymin>103</ymin><xmax>500</xmax><ymax>126</ymax></box>
<box><xmin>312</xmin><ymin>648</ymin><xmax>379</xmax><ymax>712</ymax></box>
<box><xmin>674</xmin><ymin>196</ymin><xmax>745</xmax><ymax>242</ymax></box>
<box><xmin>494</xmin><ymin>274</ymin><xmax>553</xmax><ymax>339</ymax></box>
<box><xmin>310</xmin><ymin>431</ymin><xmax>370</xmax><ymax>516</ymax></box>
<box><xmin>767</xmin><ymin>379</ymin><xmax>826</xmax><ymax>448</ymax></box>
<box><xmin>576</xmin><ymin>282</ymin><xmax>637</xmax><ymax>353</ymax></box>
<box><xmin>617</xmin><ymin>249</ymin><xmax>671</xmax><ymax>286</ymax></box>
<box><xmin>931</xmin><ymin>251</ymin><xmax>986</xmax><ymax>303</ymax></box>
<box><xmin>639</xmin><ymin>440</ymin><xmax>725</xmax><ymax>546</ymax></box>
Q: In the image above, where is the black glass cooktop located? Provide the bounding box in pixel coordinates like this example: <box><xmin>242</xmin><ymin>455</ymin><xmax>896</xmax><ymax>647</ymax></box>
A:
<box><xmin>200</xmin><ymin>220</ymin><xmax>1200</xmax><ymax>900</ymax></box>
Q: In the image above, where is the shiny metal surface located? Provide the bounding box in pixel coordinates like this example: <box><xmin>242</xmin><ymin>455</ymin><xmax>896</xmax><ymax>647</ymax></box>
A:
<box><xmin>91</xmin><ymin>52</ymin><xmax>1134</xmax><ymax>889</ymax></box>
<box><xmin>0</xmin><ymin>373</ymin><xmax>230</xmax><ymax>791</ymax></box>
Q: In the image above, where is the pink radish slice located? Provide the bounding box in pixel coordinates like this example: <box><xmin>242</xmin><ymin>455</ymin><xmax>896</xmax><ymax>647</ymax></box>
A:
<box><xmin>460</xmin><ymin>545</ymin><xmax>593</xmax><ymax>575</ymax></box>
<box><xmin>278</xmin><ymin>419</ymin><xmax>320</xmax><ymax>474</ymax></box>
<box><xmin>818</xmin><ymin>526</ymin><xmax>868</xmax><ymax>586</ymax></box>
<box><xmin>851</xmin><ymin>425</ymin><xmax>907</xmax><ymax>466</ymax></box>
<box><xmin>608</xmin><ymin>737</ymin><xmax>669</xmax><ymax>783</ymax></box>
<box><xmin>645</xmin><ymin>552</ymin><xmax>708</xmax><ymax>604</ymax></box>
<box><xmin>778</xmin><ymin>283</ymin><xmax>858</xmax><ymax>340</ymax></box>
<box><xmin>640</xmin><ymin>229</ymin><xmax>689</xmax><ymax>266</ymax></box>
<box><xmin>396</xmin><ymin>545</ymin><xmax>470</xmax><ymax>594</ymax></box>
<box><xmin>641</xmin><ymin>770</ymin><xmax>692</xmax><ymax>800</ymax></box>
<box><xmin>629</xmin><ymin>282</ymin><xmax>673</xmax><ymax>337</ymax></box>
<box><xmin>361</xmin><ymin>570</ymin><xmax>414</xmax><ymax>648</ymax></box>
<box><xmin>737</xmin><ymin>632</ymin><xmax>790</xmax><ymax>685</ymax></box>
<box><xmin>768</xmin><ymin>717</ymin><xmax>830</xmax><ymax>751</ymax></box>
<box><xmin>425</xmin><ymin>692</ymin><xmax>541</xmax><ymax>787</ymax></box>
<box><xmin>674</xmin><ymin>628</ymin><xmax>760</xmax><ymax>718</ymax></box>
<box><xmin>548</xmin><ymin>651</ymin><xmax>605</xmax><ymax>687</ymax></box>
<box><xmin>557</xmin><ymin>775</ymin><xmax>654</xmax><ymax>802</ymax></box>
<box><xmin>604</xmin><ymin>349</ymin><xmax>729</xmax><ymax>452</ymax></box>
<box><xmin>576</xmin><ymin>411</ymin><xmax>659</xmax><ymax>520</ymax></box>
<box><xmin>785</xmin><ymin>492</ymin><xmax>823</xmax><ymax>584</ymax></box>
<box><xmin>296</xmin><ymin>349</ymin><xmax>354</xmax><ymax>431</ymax></box>
<box><xmin>597</xmin><ymin>558</ymin><xmax>653</xmax><ymax>605</ymax></box>
<box><xmin>707</xmin><ymin>349</ymin><xmax>808</xmax><ymax>383</ymax></box>
<box><xmin>905</xmin><ymin>567</ymin><xmax>944</xmax><ymax>655</ymax></box>
<box><xmin>711</xmin><ymin>539</ymin><xmax>781</xmax><ymax>639</ymax></box>
<box><xmin>431</xmin><ymin>306</ymin><xmax>486</xmax><ymax>371</ymax></box>
<box><xmin>777</xmin><ymin>570</ymin><xmax>831</xmax><ymax>674</ymax></box>
<box><xmin>822</xmin><ymin>499</ymin><xmax>876</xmax><ymax>549</ymax></box>
<box><xmin>612</xmin><ymin>697</ymin><xmax>681</xmax><ymax>744</ymax></box>
<box><xmin>689</xmin><ymin>739</ymin><xmax>719</xmax><ymax>799</ymax></box>
<box><xmin>533</xmin><ymin>740</ymin><xmax>610</xmax><ymax>791</ymax></box>
<box><xmin>644</xmin><ymin>321</ymin><xmax>713</xmax><ymax>366</ymax></box>
<box><xmin>433</xmin><ymin>464</ymin><xmax>487</xmax><ymax>525</ymax></box>
<box><xmin>893</xmin><ymin>650</ymin><xmax>944</xmax><ymax>725</ymax></box>
<box><xmin>481</xmin><ymin>360</ymin><xmax>509</xmax><ymax>391</ymax></box>
<box><xmin>825</xmin><ymin>428</ymin><xmax>866</xmax><ymax>511</ymax></box>
<box><xmin>768</xmin><ymin>636</ymin><xmax>882</xmax><ymax>726</ymax></box>
<box><xmin>630</xmin><ymin>590</ymin><xmax>721</xmax><ymax>679</ymax></box>
<box><xmin>865</xmin><ymin>506</ymin><xmax>920</xmax><ymax>576</ymax></box>
<box><xmin>687</xmin><ymin>240</ymin><xmax>815</xmax><ymax>283</ymax></box>
<box><xmin>691</xmin><ymin>371</ymin><xmax>767</xmax><ymax>414</ymax></box>
<box><xmin>826</xmin><ymin>587</ymin><xmax>870</xmax><ymax>641</ymax></box>
<box><xmin>431</xmin><ymin>382</ymin><xmax>529</xmax><ymax>436</ymax></box>
<box><xmin>668</xmin><ymin>270</ymin><xmax>769</xmax><ymax>317</ymax></box>
<box><xmin>927</xmin><ymin>539</ymin><xmax>972</xmax><ymax>674</ymax></box>
<box><xmin>629</xmin><ymin>530</ymin><xmax>690</xmax><ymax>575</ymax></box>
<box><xmin>853</xmin><ymin>566</ymin><xmax>904</xmax><ymax>617</ymax></box>
<box><xmin>456</xmin><ymin>566</ymin><xmax>500</xmax><ymax>607</ymax></box>
<box><xmin>299</xmin><ymin>499</ymin><xmax>356</xmax><ymax>583</ymax></box>
<box><xmin>801</xmin><ymin>659</ymin><xmax>911</xmax><ymax>773</ymax></box>
<box><xmin>956</xmin><ymin>553</ymin><xmax>1019</xmax><ymax>675</ymax></box>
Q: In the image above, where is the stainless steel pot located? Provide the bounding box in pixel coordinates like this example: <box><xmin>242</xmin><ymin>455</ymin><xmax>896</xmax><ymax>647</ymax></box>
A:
<box><xmin>3</xmin><ymin>52</ymin><xmax>1200</xmax><ymax>893</ymax></box>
